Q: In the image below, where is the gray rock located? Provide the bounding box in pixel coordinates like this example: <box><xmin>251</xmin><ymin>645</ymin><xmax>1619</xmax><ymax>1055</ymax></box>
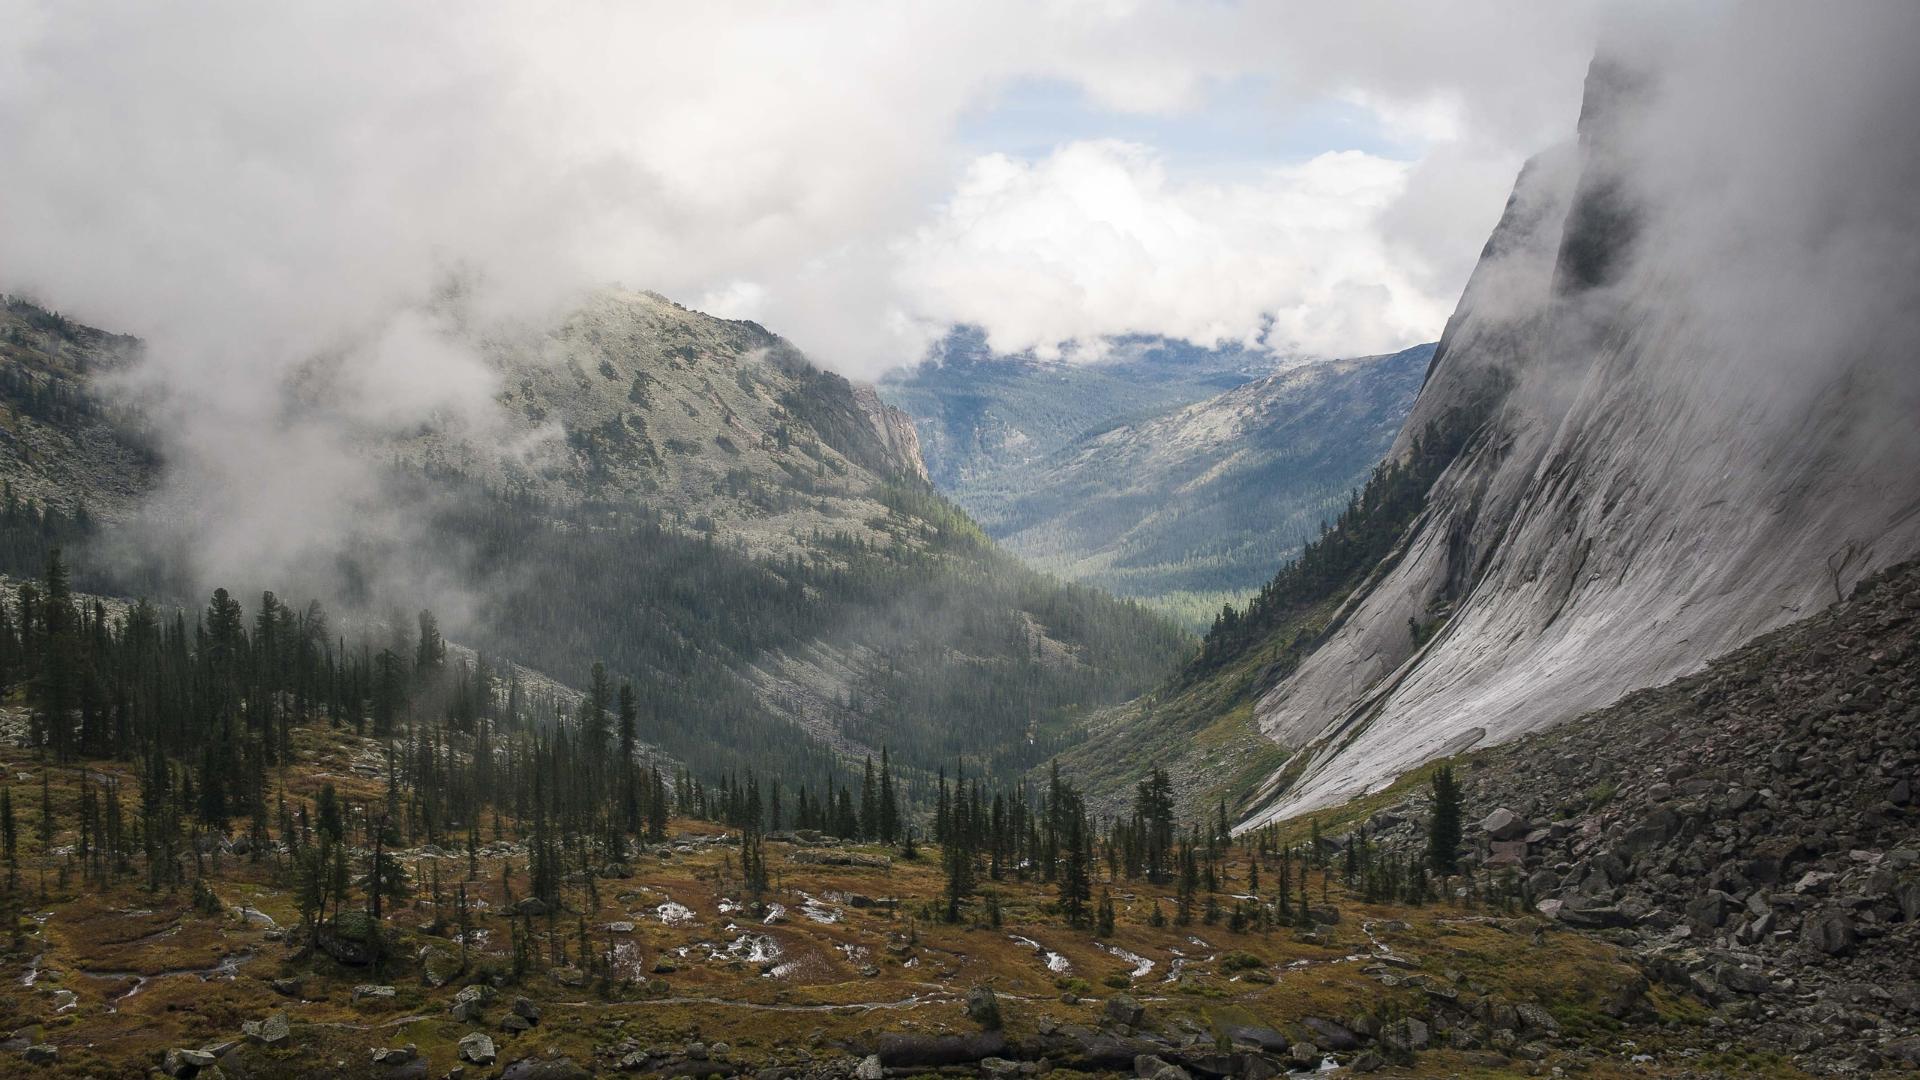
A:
<box><xmin>511</xmin><ymin>996</ymin><xmax>541</xmax><ymax>1024</ymax></box>
<box><xmin>1802</xmin><ymin>909</ymin><xmax>1857</xmax><ymax>955</ymax></box>
<box><xmin>498</xmin><ymin>1057</ymin><xmax>592</xmax><ymax>1080</ymax></box>
<box><xmin>1556</xmin><ymin>902</ymin><xmax>1635</xmax><ymax>929</ymax></box>
<box><xmin>370</xmin><ymin>1045</ymin><xmax>416</xmax><ymax>1065</ymax></box>
<box><xmin>163</xmin><ymin>1047</ymin><xmax>217</xmax><ymax>1076</ymax></box>
<box><xmin>1514</xmin><ymin>1004</ymin><xmax>1560</xmax><ymax>1034</ymax></box>
<box><xmin>1299</xmin><ymin>1018</ymin><xmax>1359</xmax><ymax>1051</ymax></box>
<box><xmin>1716</xmin><ymin>964</ymin><xmax>1775</xmax><ymax>995</ymax></box>
<box><xmin>1478</xmin><ymin>808</ymin><xmax>1527</xmax><ymax>840</ymax></box>
<box><xmin>351</xmin><ymin>983</ymin><xmax>397</xmax><ymax>1002</ymax></box>
<box><xmin>22</xmin><ymin>1044</ymin><xmax>58</xmax><ymax>1065</ymax></box>
<box><xmin>874</xmin><ymin>1032</ymin><xmax>1008</xmax><ymax>1067</ymax></box>
<box><xmin>1895</xmin><ymin>879</ymin><xmax>1920</xmax><ymax>922</ymax></box>
<box><xmin>1225</xmin><ymin>1025</ymin><xmax>1288</xmax><ymax>1053</ymax></box>
<box><xmin>1380</xmin><ymin>1017</ymin><xmax>1429</xmax><ymax>1053</ymax></box>
<box><xmin>966</xmin><ymin>984</ymin><xmax>1002</xmax><ymax>1028</ymax></box>
<box><xmin>1134</xmin><ymin>1054</ymin><xmax>1174</xmax><ymax>1078</ymax></box>
<box><xmin>1105</xmin><ymin>993</ymin><xmax>1146</xmax><ymax>1028</ymax></box>
<box><xmin>458</xmin><ymin>1032</ymin><xmax>497</xmax><ymax>1065</ymax></box>
<box><xmin>1686</xmin><ymin>891</ymin><xmax>1735</xmax><ymax>929</ymax></box>
<box><xmin>242</xmin><ymin>1010</ymin><xmax>291</xmax><ymax>1047</ymax></box>
<box><xmin>854</xmin><ymin>1054</ymin><xmax>884</xmax><ymax>1080</ymax></box>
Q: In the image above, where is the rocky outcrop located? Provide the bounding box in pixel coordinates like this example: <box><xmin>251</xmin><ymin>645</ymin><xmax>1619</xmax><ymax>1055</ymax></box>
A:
<box><xmin>1355</xmin><ymin>560</ymin><xmax>1920</xmax><ymax>1071</ymax></box>
<box><xmin>0</xmin><ymin>297</ymin><xmax>155</xmax><ymax>521</ymax></box>
<box><xmin>850</xmin><ymin>384</ymin><xmax>927</xmax><ymax>483</ymax></box>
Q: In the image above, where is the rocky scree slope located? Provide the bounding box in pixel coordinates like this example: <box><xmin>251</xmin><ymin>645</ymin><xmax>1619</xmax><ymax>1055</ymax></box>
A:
<box><xmin>0</xmin><ymin>296</ymin><xmax>156</xmax><ymax>522</ymax></box>
<box><xmin>962</xmin><ymin>343</ymin><xmax>1430</xmax><ymax>627</ymax></box>
<box><xmin>1355</xmin><ymin>559</ymin><xmax>1920</xmax><ymax>1072</ymax></box>
<box><xmin>1238</xmin><ymin>55</ymin><xmax>1920</xmax><ymax>825</ymax></box>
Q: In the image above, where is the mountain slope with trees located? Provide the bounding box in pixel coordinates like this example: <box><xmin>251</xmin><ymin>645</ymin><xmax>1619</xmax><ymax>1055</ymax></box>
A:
<box><xmin>965</xmin><ymin>344</ymin><xmax>1431</xmax><ymax>627</ymax></box>
<box><xmin>0</xmin><ymin>291</ymin><xmax>1191</xmax><ymax>810</ymax></box>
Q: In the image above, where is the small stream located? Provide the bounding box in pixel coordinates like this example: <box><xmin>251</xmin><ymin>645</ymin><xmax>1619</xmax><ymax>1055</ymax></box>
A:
<box><xmin>83</xmin><ymin>951</ymin><xmax>255</xmax><ymax>1010</ymax></box>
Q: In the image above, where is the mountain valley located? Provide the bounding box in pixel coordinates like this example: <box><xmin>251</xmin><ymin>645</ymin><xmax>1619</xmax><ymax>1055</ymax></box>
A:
<box><xmin>0</xmin><ymin>8</ymin><xmax>1917</xmax><ymax>1079</ymax></box>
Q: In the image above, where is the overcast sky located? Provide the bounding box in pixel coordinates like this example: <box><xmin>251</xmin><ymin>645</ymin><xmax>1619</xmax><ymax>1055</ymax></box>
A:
<box><xmin>1</xmin><ymin>2</ymin><xmax>1610</xmax><ymax>380</ymax></box>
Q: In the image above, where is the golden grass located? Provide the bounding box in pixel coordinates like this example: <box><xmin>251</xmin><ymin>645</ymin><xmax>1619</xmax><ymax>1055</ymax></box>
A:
<box><xmin>0</xmin><ymin>731</ymin><xmax>1770</xmax><ymax>1078</ymax></box>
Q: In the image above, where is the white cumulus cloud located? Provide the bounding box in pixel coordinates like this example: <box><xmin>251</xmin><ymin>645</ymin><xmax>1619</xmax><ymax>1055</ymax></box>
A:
<box><xmin>894</xmin><ymin>141</ymin><xmax>1452</xmax><ymax>359</ymax></box>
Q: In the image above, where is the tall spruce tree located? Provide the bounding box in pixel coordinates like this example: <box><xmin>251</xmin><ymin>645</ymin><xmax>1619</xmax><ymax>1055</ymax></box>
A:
<box><xmin>1427</xmin><ymin>765</ymin><xmax>1463</xmax><ymax>875</ymax></box>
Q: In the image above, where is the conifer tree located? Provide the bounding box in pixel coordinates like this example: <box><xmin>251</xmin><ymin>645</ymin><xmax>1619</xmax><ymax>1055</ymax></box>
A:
<box><xmin>1427</xmin><ymin>765</ymin><xmax>1462</xmax><ymax>875</ymax></box>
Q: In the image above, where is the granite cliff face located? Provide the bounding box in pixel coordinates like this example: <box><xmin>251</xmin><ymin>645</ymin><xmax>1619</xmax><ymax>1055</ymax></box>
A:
<box><xmin>1240</xmin><ymin>53</ymin><xmax>1920</xmax><ymax>826</ymax></box>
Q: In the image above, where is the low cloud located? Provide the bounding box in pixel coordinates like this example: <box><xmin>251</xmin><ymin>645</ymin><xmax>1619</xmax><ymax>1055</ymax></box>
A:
<box><xmin>0</xmin><ymin>1</ymin><xmax>1613</xmax><ymax>610</ymax></box>
<box><xmin>896</xmin><ymin>140</ymin><xmax>1452</xmax><ymax>359</ymax></box>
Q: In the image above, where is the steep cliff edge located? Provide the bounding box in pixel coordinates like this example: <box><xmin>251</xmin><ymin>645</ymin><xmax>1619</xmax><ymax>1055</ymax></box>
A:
<box><xmin>1238</xmin><ymin>43</ymin><xmax>1920</xmax><ymax>826</ymax></box>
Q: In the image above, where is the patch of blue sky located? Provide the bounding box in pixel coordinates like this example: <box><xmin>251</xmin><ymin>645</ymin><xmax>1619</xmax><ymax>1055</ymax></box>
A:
<box><xmin>956</xmin><ymin>75</ymin><xmax>1423</xmax><ymax>176</ymax></box>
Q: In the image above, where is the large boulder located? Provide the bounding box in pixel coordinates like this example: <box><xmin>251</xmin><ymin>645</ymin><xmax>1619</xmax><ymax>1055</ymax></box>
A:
<box><xmin>1061</xmin><ymin>1034</ymin><xmax>1160</xmax><ymax>1071</ymax></box>
<box><xmin>459</xmin><ymin>1032</ymin><xmax>498</xmax><ymax>1065</ymax></box>
<box><xmin>22</xmin><ymin>1044</ymin><xmax>58</xmax><ymax>1065</ymax></box>
<box><xmin>875</xmin><ymin>1032</ymin><xmax>1007</xmax><ymax>1067</ymax></box>
<box><xmin>1105</xmin><ymin>994</ymin><xmax>1146</xmax><ymax>1028</ymax></box>
<box><xmin>1225</xmin><ymin>1026</ymin><xmax>1289</xmax><ymax>1053</ymax></box>
<box><xmin>449</xmin><ymin>982</ymin><xmax>494</xmax><ymax>1022</ymax></box>
<box><xmin>418</xmin><ymin>945</ymin><xmax>461</xmax><ymax>987</ymax></box>
<box><xmin>1380</xmin><ymin>1017</ymin><xmax>1429</xmax><ymax>1053</ymax></box>
<box><xmin>241</xmin><ymin>1011</ymin><xmax>292</xmax><ymax>1047</ymax></box>
<box><xmin>1477</xmin><ymin>809</ymin><xmax>1528</xmax><ymax>841</ymax></box>
<box><xmin>965</xmin><ymin>985</ymin><xmax>1003</xmax><ymax>1029</ymax></box>
<box><xmin>162</xmin><ymin>1047</ymin><xmax>217</xmax><ymax>1076</ymax></box>
<box><xmin>499</xmin><ymin>1057</ymin><xmax>592</xmax><ymax>1080</ymax></box>
<box><xmin>1802</xmin><ymin>909</ymin><xmax>1857</xmax><ymax>955</ymax></box>
<box><xmin>1299</xmin><ymin>1018</ymin><xmax>1360</xmax><ymax>1052</ymax></box>
<box><xmin>1514</xmin><ymin>1004</ymin><xmax>1560</xmax><ymax>1035</ymax></box>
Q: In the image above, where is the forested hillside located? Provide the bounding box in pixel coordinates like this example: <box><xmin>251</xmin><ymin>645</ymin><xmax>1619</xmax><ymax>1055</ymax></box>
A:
<box><xmin>1052</xmin><ymin>380</ymin><xmax>1504</xmax><ymax>821</ymax></box>
<box><xmin>0</xmin><ymin>293</ymin><xmax>1191</xmax><ymax>816</ymax></box>
<box><xmin>964</xmin><ymin>344</ymin><xmax>1430</xmax><ymax>627</ymax></box>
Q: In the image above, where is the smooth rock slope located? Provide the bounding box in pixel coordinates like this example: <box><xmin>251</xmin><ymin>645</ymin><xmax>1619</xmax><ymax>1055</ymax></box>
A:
<box><xmin>1242</xmin><ymin>43</ymin><xmax>1920</xmax><ymax>825</ymax></box>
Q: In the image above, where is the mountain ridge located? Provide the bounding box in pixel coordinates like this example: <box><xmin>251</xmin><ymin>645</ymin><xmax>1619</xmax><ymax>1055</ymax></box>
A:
<box><xmin>0</xmin><ymin>289</ymin><xmax>1191</xmax><ymax>796</ymax></box>
<box><xmin>1216</xmin><ymin>56</ymin><xmax>1920</xmax><ymax>827</ymax></box>
<box><xmin>973</xmin><ymin>343</ymin><xmax>1431</xmax><ymax>625</ymax></box>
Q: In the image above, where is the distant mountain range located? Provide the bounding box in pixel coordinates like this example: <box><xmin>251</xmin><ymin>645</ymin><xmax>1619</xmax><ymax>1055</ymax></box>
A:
<box><xmin>880</xmin><ymin>329</ymin><xmax>1275</xmax><ymax>492</ymax></box>
<box><xmin>882</xmin><ymin>331</ymin><xmax>1430</xmax><ymax>626</ymax></box>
